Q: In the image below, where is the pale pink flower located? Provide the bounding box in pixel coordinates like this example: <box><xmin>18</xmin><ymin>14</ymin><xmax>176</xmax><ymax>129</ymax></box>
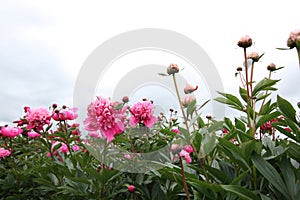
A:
<box><xmin>124</xmin><ymin>154</ymin><xmax>132</xmax><ymax>160</ymax></box>
<box><xmin>179</xmin><ymin>149</ymin><xmax>192</xmax><ymax>163</ymax></box>
<box><xmin>72</xmin><ymin>145</ymin><xmax>80</xmax><ymax>152</ymax></box>
<box><xmin>27</xmin><ymin>131</ymin><xmax>41</xmax><ymax>138</ymax></box>
<box><xmin>183</xmin><ymin>145</ymin><xmax>194</xmax><ymax>153</ymax></box>
<box><xmin>182</xmin><ymin>94</ymin><xmax>196</xmax><ymax>108</ymax></box>
<box><xmin>26</xmin><ymin>107</ymin><xmax>51</xmax><ymax>130</ymax></box>
<box><xmin>0</xmin><ymin>148</ymin><xmax>11</xmax><ymax>159</ymax></box>
<box><xmin>84</xmin><ymin>96</ymin><xmax>125</xmax><ymax>142</ymax></box>
<box><xmin>129</xmin><ymin>101</ymin><xmax>157</xmax><ymax>128</ymax></box>
<box><xmin>1</xmin><ymin>126</ymin><xmax>22</xmax><ymax>138</ymax></box>
<box><xmin>184</xmin><ymin>83</ymin><xmax>198</xmax><ymax>94</ymax></box>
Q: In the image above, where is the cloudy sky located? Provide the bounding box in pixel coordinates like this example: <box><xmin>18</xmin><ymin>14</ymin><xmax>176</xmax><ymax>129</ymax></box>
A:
<box><xmin>0</xmin><ymin>0</ymin><xmax>299</xmax><ymax>125</ymax></box>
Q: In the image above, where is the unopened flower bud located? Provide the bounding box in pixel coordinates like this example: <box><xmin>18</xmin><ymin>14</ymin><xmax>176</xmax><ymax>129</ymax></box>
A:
<box><xmin>287</xmin><ymin>30</ymin><xmax>300</xmax><ymax>49</ymax></box>
<box><xmin>184</xmin><ymin>83</ymin><xmax>198</xmax><ymax>94</ymax></box>
<box><xmin>206</xmin><ymin>115</ymin><xmax>212</xmax><ymax>120</ymax></box>
<box><xmin>267</xmin><ymin>63</ymin><xmax>276</xmax><ymax>71</ymax></box>
<box><xmin>167</xmin><ymin>63</ymin><xmax>179</xmax><ymax>75</ymax></box>
<box><xmin>142</xmin><ymin>98</ymin><xmax>147</xmax><ymax>101</ymax></box>
<box><xmin>182</xmin><ymin>95</ymin><xmax>196</xmax><ymax>108</ymax></box>
<box><xmin>52</xmin><ymin>104</ymin><xmax>58</xmax><ymax>109</ymax></box>
<box><xmin>169</xmin><ymin>108</ymin><xmax>174</xmax><ymax>112</ymax></box>
<box><xmin>247</xmin><ymin>52</ymin><xmax>260</xmax><ymax>62</ymax></box>
<box><xmin>297</xmin><ymin>102</ymin><xmax>300</xmax><ymax>109</ymax></box>
<box><xmin>62</xmin><ymin>105</ymin><xmax>67</xmax><ymax>109</ymax></box>
<box><xmin>237</xmin><ymin>35</ymin><xmax>252</xmax><ymax>48</ymax></box>
<box><xmin>236</xmin><ymin>67</ymin><xmax>243</xmax><ymax>71</ymax></box>
<box><xmin>128</xmin><ymin>185</ymin><xmax>135</xmax><ymax>193</ymax></box>
<box><xmin>122</xmin><ymin>96</ymin><xmax>129</xmax><ymax>103</ymax></box>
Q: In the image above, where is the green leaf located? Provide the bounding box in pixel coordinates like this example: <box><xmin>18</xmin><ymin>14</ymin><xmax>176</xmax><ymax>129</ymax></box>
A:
<box><xmin>197</xmin><ymin>117</ymin><xmax>205</xmax><ymax>128</ymax></box>
<box><xmin>216</xmin><ymin>92</ymin><xmax>244</xmax><ymax>111</ymax></box>
<box><xmin>252</xmin><ymin>78</ymin><xmax>279</xmax><ymax>97</ymax></box>
<box><xmin>239</xmin><ymin>87</ymin><xmax>248</xmax><ymax>103</ymax></box>
<box><xmin>251</xmin><ymin>152</ymin><xmax>290</xmax><ymax>199</ymax></box>
<box><xmin>221</xmin><ymin>185</ymin><xmax>260</xmax><ymax>200</ymax></box>
<box><xmin>277</xmin><ymin>95</ymin><xmax>297</xmax><ymax>122</ymax></box>
<box><xmin>186</xmin><ymin>99</ymin><xmax>197</xmax><ymax>118</ymax></box>
<box><xmin>256</xmin><ymin>111</ymin><xmax>281</xmax><ymax>128</ymax></box>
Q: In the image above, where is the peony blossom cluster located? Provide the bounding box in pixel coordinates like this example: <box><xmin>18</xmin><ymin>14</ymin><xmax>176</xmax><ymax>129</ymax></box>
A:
<box><xmin>52</xmin><ymin>107</ymin><xmax>78</xmax><ymax>121</ymax></box>
<box><xmin>25</xmin><ymin>107</ymin><xmax>51</xmax><ymax>131</ymax></box>
<box><xmin>84</xmin><ymin>97</ymin><xmax>126</xmax><ymax>142</ymax></box>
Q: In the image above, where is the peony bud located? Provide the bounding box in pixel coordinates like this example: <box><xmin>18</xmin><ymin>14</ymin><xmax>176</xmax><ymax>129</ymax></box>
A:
<box><xmin>267</xmin><ymin>63</ymin><xmax>276</xmax><ymax>71</ymax></box>
<box><xmin>287</xmin><ymin>30</ymin><xmax>300</xmax><ymax>49</ymax></box>
<box><xmin>167</xmin><ymin>63</ymin><xmax>179</xmax><ymax>75</ymax></box>
<box><xmin>184</xmin><ymin>83</ymin><xmax>198</xmax><ymax>94</ymax></box>
<box><xmin>236</xmin><ymin>67</ymin><xmax>243</xmax><ymax>71</ymax></box>
<box><xmin>128</xmin><ymin>185</ymin><xmax>135</xmax><ymax>193</ymax></box>
<box><xmin>122</xmin><ymin>96</ymin><xmax>129</xmax><ymax>103</ymax></box>
<box><xmin>237</xmin><ymin>35</ymin><xmax>252</xmax><ymax>48</ymax></box>
<box><xmin>182</xmin><ymin>94</ymin><xmax>196</xmax><ymax>108</ymax></box>
<box><xmin>247</xmin><ymin>52</ymin><xmax>260</xmax><ymax>62</ymax></box>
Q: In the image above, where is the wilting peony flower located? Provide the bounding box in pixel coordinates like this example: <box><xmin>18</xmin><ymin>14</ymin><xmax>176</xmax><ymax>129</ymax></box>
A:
<box><xmin>1</xmin><ymin>126</ymin><xmax>22</xmax><ymax>138</ymax></box>
<box><xmin>26</xmin><ymin>107</ymin><xmax>51</xmax><ymax>131</ymax></box>
<box><xmin>27</xmin><ymin>131</ymin><xmax>41</xmax><ymax>138</ymax></box>
<box><xmin>129</xmin><ymin>101</ymin><xmax>157</xmax><ymax>128</ymax></box>
<box><xmin>128</xmin><ymin>185</ymin><xmax>135</xmax><ymax>192</ymax></box>
<box><xmin>52</xmin><ymin>107</ymin><xmax>78</xmax><ymax>121</ymax></box>
<box><xmin>167</xmin><ymin>63</ymin><xmax>179</xmax><ymax>75</ymax></box>
<box><xmin>182</xmin><ymin>94</ymin><xmax>196</xmax><ymax>108</ymax></box>
<box><xmin>287</xmin><ymin>29</ymin><xmax>300</xmax><ymax>49</ymax></box>
<box><xmin>179</xmin><ymin>149</ymin><xmax>192</xmax><ymax>163</ymax></box>
<box><xmin>237</xmin><ymin>35</ymin><xmax>252</xmax><ymax>48</ymax></box>
<box><xmin>84</xmin><ymin>96</ymin><xmax>126</xmax><ymax>142</ymax></box>
<box><xmin>0</xmin><ymin>148</ymin><xmax>11</xmax><ymax>159</ymax></box>
<box><xmin>184</xmin><ymin>83</ymin><xmax>198</xmax><ymax>94</ymax></box>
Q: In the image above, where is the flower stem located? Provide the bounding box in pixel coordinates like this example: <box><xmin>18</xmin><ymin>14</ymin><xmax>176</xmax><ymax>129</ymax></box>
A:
<box><xmin>243</xmin><ymin>48</ymin><xmax>252</xmax><ymax>135</ymax></box>
<box><xmin>172</xmin><ymin>74</ymin><xmax>189</xmax><ymax>132</ymax></box>
<box><xmin>180</xmin><ymin>157</ymin><xmax>190</xmax><ymax>200</ymax></box>
<box><xmin>258</xmin><ymin>71</ymin><xmax>272</xmax><ymax>115</ymax></box>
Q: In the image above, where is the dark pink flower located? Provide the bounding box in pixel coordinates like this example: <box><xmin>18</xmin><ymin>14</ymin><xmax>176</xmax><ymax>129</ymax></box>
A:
<box><xmin>172</xmin><ymin>128</ymin><xmax>179</xmax><ymax>134</ymax></box>
<box><xmin>27</xmin><ymin>131</ymin><xmax>41</xmax><ymax>138</ymax></box>
<box><xmin>26</xmin><ymin>107</ymin><xmax>51</xmax><ymax>131</ymax></box>
<box><xmin>72</xmin><ymin>145</ymin><xmax>80</xmax><ymax>152</ymax></box>
<box><xmin>84</xmin><ymin>96</ymin><xmax>125</xmax><ymax>142</ymax></box>
<box><xmin>60</xmin><ymin>143</ymin><xmax>69</xmax><ymax>154</ymax></box>
<box><xmin>129</xmin><ymin>101</ymin><xmax>157</xmax><ymax>128</ymax></box>
<box><xmin>128</xmin><ymin>185</ymin><xmax>135</xmax><ymax>193</ymax></box>
<box><xmin>183</xmin><ymin>145</ymin><xmax>194</xmax><ymax>153</ymax></box>
<box><xmin>179</xmin><ymin>149</ymin><xmax>192</xmax><ymax>163</ymax></box>
<box><xmin>52</xmin><ymin>107</ymin><xmax>78</xmax><ymax>121</ymax></box>
<box><xmin>1</xmin><ymin>126</ymin><xmax>22</xmax><ymax>138</ymax></box>
<box><xmin>0</xmin><ymin>148</ymin><xmax>11</xmax><ymax>159</ymax></box>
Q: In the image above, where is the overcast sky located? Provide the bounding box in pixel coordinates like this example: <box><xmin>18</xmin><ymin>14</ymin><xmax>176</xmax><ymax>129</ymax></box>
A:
<box><xmin>0</xmin><ymin>0</ymin><xmax>299</xmax><ymax>125</ymax></box>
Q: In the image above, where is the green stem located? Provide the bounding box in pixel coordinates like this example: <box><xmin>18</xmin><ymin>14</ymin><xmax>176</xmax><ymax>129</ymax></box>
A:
<box><xmin>243</xmin><ymin>48</ymin><xmax>252</xmax><ymax>135</ymax></box>
<box><xmin>250</xmin><ymin>61</ymin><xmax>256</xmax><ymax>136</ymax></box>
<box><xmin>180</xmin><ymin>157</ymin><xmax>190</xmax><ymax>200</ymax></box>
<box><xmin>258</xmin><ymin>71</ymin><xmax>272</xmax><ymax>115</ymax></box>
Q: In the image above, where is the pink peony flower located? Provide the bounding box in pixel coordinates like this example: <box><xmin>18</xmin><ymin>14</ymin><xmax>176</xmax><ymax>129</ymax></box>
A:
<box><xmin>88</xmin><ymin>131</ymin><xmax>100</xmax><ymax>138</ymax></box>
<box><xmin>26</xmin><ymin>107</ymin><xmax>51</xmax><ymax>131</ymax></box>
<box><xmin>179</xmin><ymin>149</ymin><xmax>192</xmax><ymax>163</ymax></box>
<box><xmin>72</xmin><ymin>145</ymin><xmax>80</xmax><ymax>152</ymax></box>
<box><xmin>172</xmin><ymin>128</ymin><xmax>179</xmax><ymax>134</ymax></box>
<box><xmin>183</xmin><ymin>145</ymin><xmax>194</xmax><ymax>153</ymax></box>
<box><xmin>84</xmin><ymin>96</ymin><xmax>125</xmax><ymax>142</ymax></box>
<box><xmin>0</xmin><ymin>148</ymin><xmax>11</xmax><ymax>159</ymax></box>
<box><xmin>129</xmin><ymin>101</ymin><xmax>157</xmax><ymax>128</ymax></box>
<box><xmin>1</xmin><ymin>126</ymin><xmax>22</xmax><ymax>138</ymax></box>
<box><xmin>27</xmin><ymin>131</ymin><xmax>41</xmax><ymax>138</ymax></box>
<box><xmin>128</xmin><ymin>185</ymin><xmax>135</xmax><ymax>193</ymax></box>
<box><xmin>60</xmin><ymin>143</ymin><xmax>69</xmax><ymax>154</ymax></box>
<box><xmin>52</xmin><ymin>107</ymin><xmax>78</xmax><ymax>121</ymax></box>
